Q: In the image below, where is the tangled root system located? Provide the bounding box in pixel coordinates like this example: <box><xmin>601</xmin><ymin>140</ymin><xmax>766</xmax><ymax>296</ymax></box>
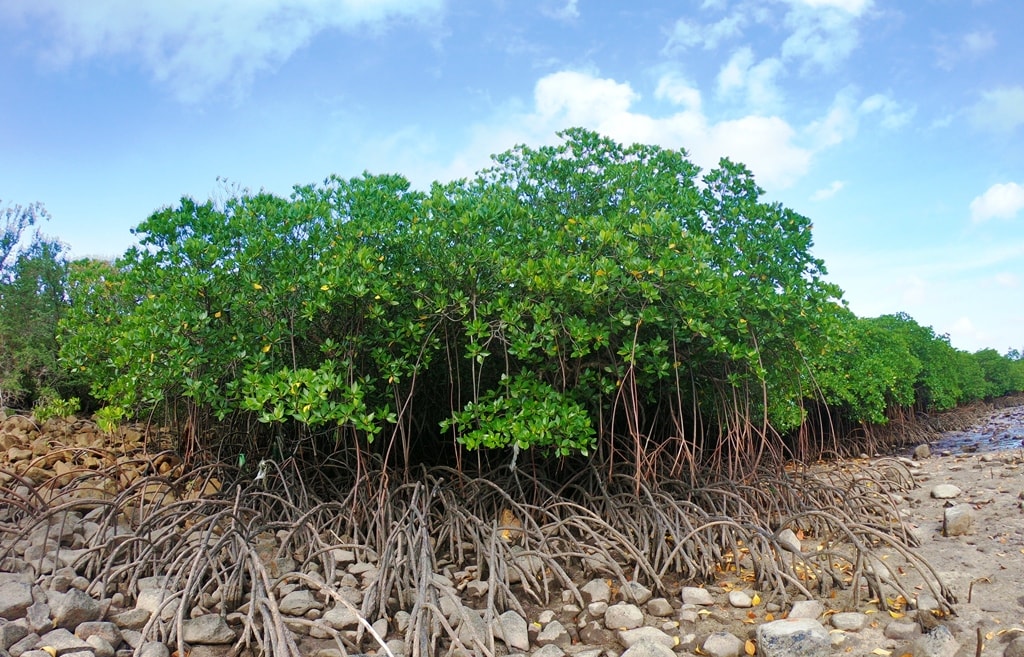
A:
<box><xmin>0</xmin><ymin>442</ymin><xmax>954</xmax><ymax>657</ymax></box>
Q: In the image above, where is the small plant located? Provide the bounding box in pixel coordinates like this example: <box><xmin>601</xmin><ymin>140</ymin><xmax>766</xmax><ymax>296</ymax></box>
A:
<box><xmin>31</xmin><ymin>389</ymin><xmax>80</xmax><ymax>422</ymax></box>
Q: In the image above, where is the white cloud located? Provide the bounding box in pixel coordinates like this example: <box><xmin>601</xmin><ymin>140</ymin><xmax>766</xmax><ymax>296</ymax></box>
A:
<box><xmin>543</xmin><ymin>0</ymin><xmax>579</xmax><ymax>21</ymax></box>
<box><xmin>859</xmin><ymin>93</ymin><xmax>915</xmax><ymax>129</ymax></box>
<box><xmin>717</xmin><ymin>49</ymin><xmax>784</xmax><ymax>111</ymax></box>
<box><xmin>970</xmin><ymin>182</ymin><xmax>1024</xmax><ymax>223</ymax></box>
<box><xmin>792</xmin><ymin>0</ymin><xmax>873</xmax><ymax>15</ymax></box>
<box><xmin>963</xmin><ymin>30</ymin><xmax>996</xmax><ymax>54</ymax></box>
<box><xmin>805</xmin><ymin>88</ymin><xmax>859</xmax><ymax>148</ymax></box>
<box><xmin>969</xmin><ymin>86</ymin><xmax>1024</xmax><ymax>133</ymax></box>
<box><xmin>780</xmin><ymin>1</ymin><xmax>868</xmax><ymax>72</ymax></box>
<box><xmin>664</xmin><ymin>12</ymin><xmax>746</xmax><ymax>52</ymax></box>
<box><xmin>810</xmin><ymin>180</ymin><xmax>845</xmax><ymax>201</ymax></box>
<box><xmin>1</xmin><ymin>0</ymin><xmax>443</xmax><ymax>103</ymax></box>
<box><xmin>655</xmin><ymin>73</ymin><xmax>702</xmax><ymax>111</ymax></box>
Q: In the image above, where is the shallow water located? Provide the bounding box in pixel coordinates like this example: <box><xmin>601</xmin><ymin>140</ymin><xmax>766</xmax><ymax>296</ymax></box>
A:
<box><xmin>924</xmin><ymin>405</ymin><xmax>1024</xmax><ymax>454</ymax></box>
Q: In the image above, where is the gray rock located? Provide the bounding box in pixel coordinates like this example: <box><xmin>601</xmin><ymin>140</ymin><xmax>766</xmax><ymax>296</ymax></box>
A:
<box><xmin>50</xmin><ymin>589</ymin><xmax>101</xmax><ymax>630</ymax></box>
<box><xmin>580</xmin><ymin>579</ymin><xmax>611</xmax><ymax>605</ymax></box>
<box><xmin>702</xmin><ymin>632</ymin><xmax>744</xmax><ymax>657</ymax></box>
<box><xmin>138</xmin><ymin>641</ymin><xmax>170</xmax><ymax>657</ymax></box>
<box><xmin>135</xmin><ymin>589</ymin><xmax>178</xmax><ymax>621</ymax></box>
<box><xmin>464</xmin><ymin>580</ymin><xmax>487</xmax><ymax>597</ymax></box>
<box><xmin>618</xmin><ymin>626</ymin><xmax>675</xmax><ymax>649</ymax></box>
<box><xmin>85</xmin><ymin>634</ymin><xmax>115</xmax><ymax>657</ymax></box>
<box><xmin>322</xmin><ymin>606</ymin><xmax>360</xmax><ymax>630</ymax></box>
<box><xmin>586</xmin><ymin>601</ymin><xmax>608</xmax><ymax>619</ymax></box>
<box><xmin>620</xmin><ymin>582</ymin><xmax>652</xmax><ymax>605</ymax></box>
<box><xmin>777</xmin><ymin>528</ymin><xmax>802</xmax><ymax>554</ymax></box>
<box><xmin>884</xmin><ymin>621</ymin><xmax>921</xmax><ymax>640</ymax></box>
<box><xmin>456</xmin><ymin>608</ymin><xmax>488</xmax><ymax>650</ymax></box>
<box><xmin>727</xmin><ymin>590</ymin><xmax>752</xmax><ymax>608</ymax></box>
<box><xmin>680</xmin><ymin>587</ymin><xmax>714</xmax><ymax>606</ymax></box>
<box><xmin>0</xmin><ymin>620</ymin><xmax>30</xmax><ymax>650</ymax></box>
<box><xmin>1005</xmin><ymin>635</ymin><xmax>1024</xmax><ymax>657</ymax></box>
<box><xmin>279</xmin><ymin>590</ymin><xmax>319</xmax><ymax>616</ymax></box>
<box><xmin>912</xmin><ymin>624</ymin><xmax>959</xmax><ymax>657</ymax></box>
<box><xmin>494</xmin><ymin>610</ymin><xmax>529</xmax><ymax>652</ymax></box>
<box><xmin>604</xmin><ymin>603</ymin><xmax>644</xmax><ymax>630</ymax></box>
<box><xmin>37</xmin><ymin>628</ymin><xmax>92</xmax><ymax>653</ymax></box>
<box><xmin>943</xmin><ymin>504</ymin><xmax>973</xmax><ymax>536</ymax></box>
<box><xmin>756</xmin><ymin>618</ymin><xmax>830</xmax><ymax>657</ymax></box>
<box><xmin>830</xmin><ymin>612</ymin><xmax>867</xmax><ymax>631</ymax></box>
<box><xmin>536</xmin><ymin>621</ymin><xmax>570</xmax><ymax>648</ymax></box>
<box><xmin>182</xmin><ymin>614</ymin><xmax>236</xmax><ymax>645</ymax></box>
<box><xmin>107</xmin><ymin>608</ymin><xmax>149</xmax><ymax>630</ymax></box>
<box><xmin>25</xmin><ymin>602</ymin><xmax>52</xmax><ymax>634</ymax></box>
<box><xmin>913</xmin><ymin>444</ymin><xmax>931</xmax><ymax>460</ymax></box>
<box><xmin>74</xmin><ymin>621</ymin><xmax>121</xmax><ymax>647</ymax></box>
<box><xmin>384</xmin><ymin>638</ymin><xmax>406</xmax><ymax>657</ymax></box>
<box><xmin>0</xmin><ymin>582</ymin><xmax>34</xmax><ymax>620</ymax></box>
<box><xmin>578</xmin><ymin>620</ymin><xmax>615</xmax><ymax>645</ymax></box>
<box><xmin>620</xmin><ymin>638</ymin><xmax>676</xmax><ymax>657</ymax></box>
<box><xmin>931</xmin><ymin>484</ymin><xmax>962</xmax><ymax>499</ymax></box>
<box><xmin>788</xmin><ymin>600</ymin><xmax>824</xmax><ymax>620</ymax></box>
<box><xmin>646</xmin><ymin>598</ymin><xmax>674</xmax><ymax>617</ymax></box>
<box><xmin>915</xmin><ymin>593</ymin><xmax>940</xmax><ymax>612</ymax></box>
<box><xmin>9</xmin><ymin>632</ymin><xmax>40</xmax><ymax>657</ymax></box>
<box><xmin>532</xmin><ymin>644</ymin><xmax>565</xmax><ymax>657</ymax></box>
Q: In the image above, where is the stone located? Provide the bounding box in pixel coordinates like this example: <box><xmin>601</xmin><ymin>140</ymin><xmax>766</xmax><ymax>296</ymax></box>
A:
<box><xmin>586</xmin><ymin>601</ymin><xmax>608</xmax><ymax>618</ymax></box>
<box><xmin>680</xmin><ymin>587</ymin><xmax>714</xmax><ymax>606</ymax></box>
<box><xmin>621</xmin><ymin>639</ymin><xmax>676</xmax><ymax>657</ymax></box>
<box><xmin>788</xmin><ymin>600</ymin><xmax>824</xmax><ymax>620</ymax></box>
<box><xmin>138</xmin><ymin>641</ymin><xmax>170</xmax><ymax>657</ymax></box>
<box><xmin>618</xmin><ymin>626</ymin><xmax>675</xmax><ymax>650</ymax></box>
<box><xmin>456</xmin><ymin>608</ymin><xmax>488</xmax><ymax>650</ymax></box>
<box><xmin>278</xmin><ymin>590</ymin><xmax>319</xmax><ymax>616</ymax></box>
<box><xmin>646</xmin><ymin>598</ymin><xmax>674</xmax><ymax>617</ymax></box>
<box><xmin>913</xmin><ymin>444</ymin><xmax>931</xmax><ymax>460</ymax></box>
<box><xmin>777</xmin><ymin>528</ymin><xmax>802</xmax><ymax>554</ymax></box>
<box><xmin>580</xmin><ymin>579</ymin><xmax>611</xmax><ymax>605</ymax></box>
<box><xmin>532</xmin><ymin>644</ymin><xmax>565</xmax><ymax>657</ymax></box>
<box><xmin>107</xmin><ymin>608</ymin><xmax>149</xmax><ymax>630</ymax></box>
<box><xmin>930</xmin><ymin>484</ymin><xmax>962</xmax><ymax>499</ymax></box>
<box><xmin>37</xmin><ymin>627</ymin><xmax>93</xmax><ymax>653</ymax></box>
<box><xmin>135</xmin><ymin>589</ymin><xmax>178</xmax><ymax>621</ymax></box>
<box><xmin>727</xmin><ymin>590</ymin><xmax>752</xmax><ymax>608</ymax></box>
<box><xmin>86</xmin><ymin>634</ymin><xmax>116</xmax><ymax>657</ymax></box>
<box><xmin>74</xmin><ymin>622</ymin><xmax>120</xmax><ymax>647</ymax></box>
<box><xmin>604</xmin><ymin>603</ymin><xmax>644</xmax><ymax>630</ymax></box>
<box><xmin>912</xmin><ymin>624</ymin><xmax>959</xmax><ymax>657</ymax></box>
<box><xmin>702</xmin><ymin>632</ymin><xmax>744</xmax><ymax>657</ymax></box>
<box><xmin>182</xmin><ymin>614</ymin><xmax>236</xmax><ymax>644</ymax></box>
<box><xmin>536</xmin><ymin>621</ymin><xmax>571</xmax><ymax>648</ymax></box>
<box><xmin>0</xmin><ymin>582</ymin><xmax>34</xmax><ymax>620</ymax></box>
<box><xmin>915</xmin><ymin>592</ymin><xmax>940</xmax><ymax>612</ymax></box>
<box><xmin>26</xmin><ymin>602</ymin><xmax>52</xmax><ymax>634</ymax></box>
<box><xmin>830</xmin><ymin>612</ymin><xmax>867</xmax><ymax>631</ymax></box>
<box><xmin>464</xmin><ymin>580</ymin><xmax>487</xmax><ymax>597</ymax></box>
<box><xmin>620</xmin><ymin>582</ymin><xmax>652</xmax><ymax>605</ymax></box>
<box><xmin>322</xmin><ymin>606</ymin><xmax>360</xmax><ymax>630</ymax></box>
<box><xmin>578</xmin><ymin>621</ymin><xmax>615</xmax><ymax>645</ymax></box>
<box><xmin>0</xmin><ymin>620</ymin><xmax>30</xmax><ymax>650</ymax></box>
<box><xmin>756</xmin><ymin>618</ymin><xmax>830</xmax><ymax>657</ymax></box>
<box><xmin>1004</xmin><ymin>635</ymin><xmax>1024</xmax><ymax>657</ymax></box>
<box><xmin>50</xmin><ymin>589</ymin><xmax>101</xmax><ymax>630</ymax></box>
<box><xmin>943</xmin><ymin>504</ymin><xmax>973</xmax><ymax>536</ymax></box>
<box><xmin>10</xmin><ymin>632</ymin><xmax>40</xmax><ymax>657</ymax></box>
<box><xmin>494</xmin><ymin>610</ymin><xmax>529</xmax><ymax>652</ymax></box>
<box><xmin>884</xmin><ymin>621</ymin><xmax>921</xmax><ymax>640</ymax></box>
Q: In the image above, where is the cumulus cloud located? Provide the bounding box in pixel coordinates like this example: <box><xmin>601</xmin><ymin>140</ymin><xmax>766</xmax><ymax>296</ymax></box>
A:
<box><xmin>970</xmin><ymin>182</ymin><xmax>1024</xmax><ymax>223</ymax></box>
<box><xmin>1</xmin><ymin>0</ymin><xmax>444</xmax><ymax>103</ymax></box>
<box><xmin>664</xmin><ymin>12</ymin><xmax>747</xmax><ymax>52</ymax></box>
<box><xmin>969</xmin><ymin>86</ymin><xmax>1024</xmax><ymax>133</ymax></box>
<box><xmin>780</xmin><ymin>0</ymin><xmax>870</xmax><ymax>72</ymax></box>
<box><xmin>430</xmin><ymin>70</ymin><xmax>832</xmax><ymax>190</ymax></box>
<box><xmin>936</xmin><ymin>29</ymin><xmax>996</xmax><ymax>70</ymax></box>
<box><xmin>859</xmin><ymin>93</ymin><xmax>915</xmax><ymax>129</ymax></box>
<box><xmin>792</xmin><ymin>0</ymin><xmax>872</xmax><ymax>14</ymax></box>
<box><xmin>810</xmin><ymin>180</ymin><xmax>845</xmax><ymax>201</ymax></box>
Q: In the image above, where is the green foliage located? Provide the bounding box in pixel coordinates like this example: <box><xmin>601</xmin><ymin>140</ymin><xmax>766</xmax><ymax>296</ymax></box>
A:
<box><xmin>32</xmin><ymin>389</ymin><xmax>80</xmax><ymax>422</ymax></box>
<box><xmin>0</xmin><ymin>201</ymin><xmax>75</xmax><ymax>409</ymax></box>
<box><xmin>60</xmin><ymin>129</ymin><xmax>845</xmax><ymax>463</ymax></box>
<box><xmin>972</xmin><ymin>348</ymin><xmax>1024</xmax><ymax>398</ymax></box>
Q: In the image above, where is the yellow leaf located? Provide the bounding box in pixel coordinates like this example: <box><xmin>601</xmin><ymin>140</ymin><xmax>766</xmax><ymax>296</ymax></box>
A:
<box><xmin>253</xmin><ymin>283</ymin><xmax>263</xmax><ymax>290</ymax></box>
<box><xmin>41</xmin><ymin>648</ymin><xmax>57</xmax><ymax>657</ymax></box>
<box><xmin>764</xmin><ymin>613</ymin><xmax>774</xmax><ymax>621</ymax></box>
<box><xmin>673</xmin><ymin>636</ymin><xmax>680</xmax><ymax>647</ymax></box>
<box><xmin>262</xmin><ymin>344</ymin><xmax>271</xmax><ymax>353</ymax></box>
<box><xmin>986</xmin><ymin>631</ymin><xmax>995</xmax><ymax>641</ymax></box>
<box><xmin>214</xmin><ymin>311</ymin><xmax>222</xmax><ymax>318</ymax></box>
<box><xmin>320</xmin><ymin>284</ymin><xmax>330</xmax><ymax>291</ymax></box>
<box><xmin>888</xmin><ymin>611</ymin><xmax>905</xmax><ymax>619</ymax></box>
<box><xmin>751</xmin><ymin>593</ymin><xmax>761</xmax><ymax>606</ymax></box>
<box><xmin>745</xmin><ymin>639</ymin><xmax>756</xmax><ymax>655</ymax></box>
<box><xmin>871</xmin><ymin>649</ymin><xmax>891</xmax><ymax>656</ymax></box>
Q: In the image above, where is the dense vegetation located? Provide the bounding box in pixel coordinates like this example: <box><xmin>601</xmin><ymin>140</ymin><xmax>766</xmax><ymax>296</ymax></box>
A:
<box><xmin>4</xmin><ymin>131</ymin><xmax>1024</xmax><ymax>476</ymax></box>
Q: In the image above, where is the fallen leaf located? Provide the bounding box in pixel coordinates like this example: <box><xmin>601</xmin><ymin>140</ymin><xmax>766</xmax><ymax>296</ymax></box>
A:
<box><xmin>765</xmin><ymin>613</ymin><xmax>775</xmax><ymax>621</ymax></box>
<box><xmin>888</xmin><ymin>611</ymin><xmax>905</xmax><ymax>619</ymax></box>
<box><xmin>870</xmin><ymin>649</ymin><xmax>891</xmax><ymax>656</ymax></box>
<box><xmin>745</xmin><ymin>639</ymin><xmax>756</xmax><ymax>655</ymax></box>
<box><xmin>41</xmin><ymin>648</ymin><xmax>57</xmax><ymax>657</ymax></box>
<box><xmin>751</xmin><ymin>593</ymin><xmax>762</xmax><ymax>606</ymax></box>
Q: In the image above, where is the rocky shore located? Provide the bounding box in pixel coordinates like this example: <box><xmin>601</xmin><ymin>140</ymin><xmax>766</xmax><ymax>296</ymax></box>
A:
<box><xmin>2</xmin><ymin>406</ymin><xmax>1023</xmax><ymax>657</ymax></box>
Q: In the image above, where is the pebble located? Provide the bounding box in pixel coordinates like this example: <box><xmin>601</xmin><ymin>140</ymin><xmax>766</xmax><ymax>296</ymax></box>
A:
<box><xmin>680</xmin><ymin>587</ymin><xmax>714</xmax><ymax>606</ymax></box>
<box><xmin>727</xmin><ymin>590</ymin><xmax>752</xmax><ymax>608</ymax></box>
<box><xmin>931</xmin><ymin>484</ymin><xmax>962</xmax><ymax>499</ymax></box>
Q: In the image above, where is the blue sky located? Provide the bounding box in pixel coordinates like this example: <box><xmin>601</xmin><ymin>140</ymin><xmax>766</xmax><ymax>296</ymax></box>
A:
<box><xmin>1</xmin><ymin>0</ymin><xmax>1022</xmax><ymax>353</ymax></box>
